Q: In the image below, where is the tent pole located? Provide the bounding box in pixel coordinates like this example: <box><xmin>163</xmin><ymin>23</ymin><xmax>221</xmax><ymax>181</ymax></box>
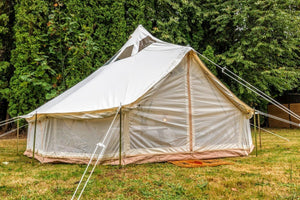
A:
<box><xmin>17</xmin><ymin>119</ymin><xmax>19</xmax><ymax>155</ymax></box>
<box><xmin>253</xmin><ymin>109</ymin><xmax>257</xmax><ymax>157</ymax></box>
<box><xmin>187</xmin><ymin>52</ymin><xmax>193</xmax><ymax>152</ymax></box>
<box><xmin>119</xmin><ymin>106</ymin><xmax>122</xmax><ymax>168</ymax></box>
<box><xmin>258</xmin><ymin>113</ymin><xmax>261</xmax><ymax>149</ymax></box>
<box><xmin>32</xmin><ymin>113</ymin><xmax>37</xmax><ymax>165</ymax></box>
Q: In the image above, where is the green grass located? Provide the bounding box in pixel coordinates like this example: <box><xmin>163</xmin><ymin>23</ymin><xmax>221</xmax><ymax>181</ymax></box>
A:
<box><xmin>0</xmin><ymin>129</ymin><xmax>299</xmax><ymax>199</ymax></box>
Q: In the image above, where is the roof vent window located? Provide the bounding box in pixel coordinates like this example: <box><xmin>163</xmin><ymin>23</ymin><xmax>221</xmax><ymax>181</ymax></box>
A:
<box><xmin>138</xmin><ymin>36</ymin><xmax>156</xmax><ymax>52</ymax></box>
<box><xmin>116</xmin><ymin>45</ymin><xmax>134</xmax><ymax>61</ymax></box>
<box><xmin>115</xmin><ymin>36</ymin><xmax>156</xmax><ymax>62</ymax></box>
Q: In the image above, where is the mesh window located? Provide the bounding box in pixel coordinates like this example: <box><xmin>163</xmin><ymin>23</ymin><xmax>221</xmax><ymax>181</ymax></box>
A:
<box><xmin>128</xmin><ymin>59</ymin><xmax>188</xmax><ymax>152</ymax></box>
<box><xmin>116</xmin><ymin>45</ymin><xmax>134</xmax><ymax>60</ymax></box>
<box><xmin>138</xmin><ymin>36</ymin><xmax>156</xmax><ymax>52</ymax></box>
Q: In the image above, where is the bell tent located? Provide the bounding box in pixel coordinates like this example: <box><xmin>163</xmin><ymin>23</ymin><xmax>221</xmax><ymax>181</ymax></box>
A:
<box><xmin>22</xmin><ymin>25</ymin><xmax>254</xmax><ymax>165</ymax></box>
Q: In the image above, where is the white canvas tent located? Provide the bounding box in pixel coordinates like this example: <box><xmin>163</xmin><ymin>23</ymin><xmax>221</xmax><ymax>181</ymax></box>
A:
<box><xmin>22</xmin><ymin>25</ymin><xmax>254</xmax><ymax>165</ymax></box>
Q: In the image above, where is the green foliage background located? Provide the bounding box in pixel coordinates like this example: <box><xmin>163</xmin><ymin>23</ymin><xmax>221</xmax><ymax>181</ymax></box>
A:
<box><xmin>0</xmin><ymin>0</ymin><xmax>299</xmax><ymax>120</ymax></box>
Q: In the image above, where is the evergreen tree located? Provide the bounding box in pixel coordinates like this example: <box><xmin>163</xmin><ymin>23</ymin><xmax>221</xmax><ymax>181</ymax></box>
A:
<box><xmin>3</xmin><ymin>0</ymin><xmax>300</xmax><ymax>118</ymax></box>
<box><xmin>9</xmin><ymin>0</ymin><xmax>50</xmax><ymax>117</ymax></box>
<box><xmin>199</xmin><ymin>0</ymin><xmax>300</xmax><ymax>109</ymax></box>
<box><xmin>0</xmin><ymin>0</ymin><xmax>14</xmax><ymax>122</ymax></box>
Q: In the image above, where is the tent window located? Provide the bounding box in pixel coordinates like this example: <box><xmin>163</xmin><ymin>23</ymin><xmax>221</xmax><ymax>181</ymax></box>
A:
<box><xmin>116</xmin><ymin>45</ymin><xmax>134</xmax><ymax>61</ymax></box>
<box><xmin>138</xmin><ymin>36</ymin><xmax>156</xmax><ymax>52</ymax></box>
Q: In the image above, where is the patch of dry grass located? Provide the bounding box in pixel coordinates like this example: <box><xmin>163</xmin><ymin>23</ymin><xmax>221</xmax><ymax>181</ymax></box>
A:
<box><xmin>0</xmin><ymin>129</ymin><xmax>299</xmax><ymax>199</ymax></box>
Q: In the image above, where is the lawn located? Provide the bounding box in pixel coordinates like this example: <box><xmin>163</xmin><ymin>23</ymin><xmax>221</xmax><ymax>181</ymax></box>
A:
<box><xmin>0</xmin><ymin>129</ymin><xmax>299</xmax><ymax>199</ymax></box>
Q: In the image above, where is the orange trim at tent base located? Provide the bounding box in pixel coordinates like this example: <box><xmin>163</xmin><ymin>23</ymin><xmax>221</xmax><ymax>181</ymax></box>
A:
<box><xmin>169</xmin><ymin>159</ymin><xmax>233</xmax><ymax>168</ymax></box>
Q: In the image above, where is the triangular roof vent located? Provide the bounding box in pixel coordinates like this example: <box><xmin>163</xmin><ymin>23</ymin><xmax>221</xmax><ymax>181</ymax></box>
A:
<box><xmin>106</xmin><ymin>25</ymin><xmax>163</xmax><ymax>64</ymax></box>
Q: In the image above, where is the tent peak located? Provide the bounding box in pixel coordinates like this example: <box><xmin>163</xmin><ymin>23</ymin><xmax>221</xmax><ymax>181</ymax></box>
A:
<box><xmin>106</xmin><ymin>25</ymin><xmax>164</xmax><ymax>64</ymax></box>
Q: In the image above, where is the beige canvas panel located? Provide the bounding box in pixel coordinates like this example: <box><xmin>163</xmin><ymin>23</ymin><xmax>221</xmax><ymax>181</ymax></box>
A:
<box><xmin>26</xmin><ymin>116</ymin><xmax>124</xmax><ymax>160</ymax></box>
<box><xmin>191</xmin><ymin>51</ymin><xmax>253</xmax><ymax>119</ymax></box>
<box><xmin>24</xmin><ymin>147</ymin><xmax>253</xmax><ymax>165</ymax></box>
<box><xmin>127</xmin><ymin>57</ymin><xmax>189</xmax><ymax>156</ymax></box>
<box><xmin>190</xmin><ymin>53</ymin><xmax>253</xmax><ymax>152</ymax></box>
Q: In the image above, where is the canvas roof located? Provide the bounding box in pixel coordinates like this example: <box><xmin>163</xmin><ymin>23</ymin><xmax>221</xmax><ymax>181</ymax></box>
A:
<box><xmin>23</xmin><ymin>25</ymin><xmax>252</xmax><ymax>120</ymax></box>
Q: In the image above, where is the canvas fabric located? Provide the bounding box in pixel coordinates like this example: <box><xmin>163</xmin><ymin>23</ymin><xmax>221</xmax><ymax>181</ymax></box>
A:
<box><xmin>23</xmin><ymin>25</ymin><xmax>253</xmax><ymax>164</ymax></box>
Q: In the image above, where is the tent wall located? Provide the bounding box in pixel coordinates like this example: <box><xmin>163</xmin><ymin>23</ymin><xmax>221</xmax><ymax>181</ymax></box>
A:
<box><xmin>127</xmin><ymin>57</ymin><xmax>189</xmax><ymax>156</ymax></box>
<box><xmin>25</xmin><ymin>115</ymin><xmax>122</xmax><ymax>162</ymax></box>
<box><xmin>189</xmin><ymin>55</ymin><xmax>252</xmax><ymax>152</ymax></box>
<box><xmin>26</xmin><ymin>119</ymin><xmax>48</xmax><ymax>153</ymax></box>
<box><xmin>123</xmin><ymin>54</ymin><xmax>252</xmax><ymax>163</ymax></box>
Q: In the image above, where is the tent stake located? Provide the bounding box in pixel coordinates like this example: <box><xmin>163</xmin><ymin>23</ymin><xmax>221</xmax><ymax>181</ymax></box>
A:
<box><xmin>119</xmin><ymin>106</ymin><xmax>122</xmax><ymax>168</ymax></box>
<box><xmin>253</xmin><ymin>109</ymin><xmax>257</xmax><ymax>157</ymax></box>
<box><xmin>17</xmin><ymin>119</ymin><xmax>19</xmax><ymax>155</ymax></box>
<box><xmin>258</xmin><ymin>113</ymin><xmax>261</xmax><ymax>149</ymax></box>
<box><xmin>32</xmin><ymin>113</ymin><xmax>37</xmax><ymax>165</ymax></box>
